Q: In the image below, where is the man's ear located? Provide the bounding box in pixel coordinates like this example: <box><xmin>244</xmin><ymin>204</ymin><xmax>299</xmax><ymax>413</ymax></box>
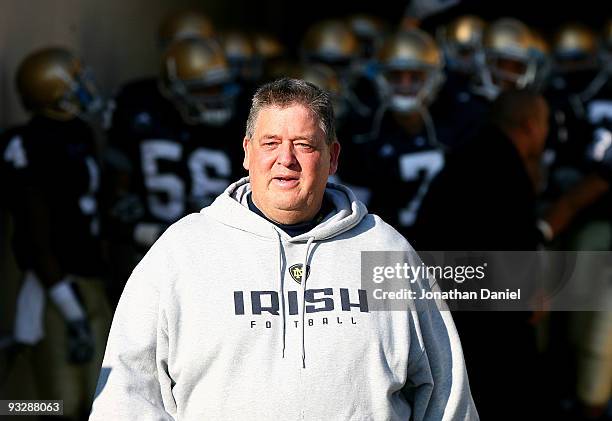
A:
<box><xmin>328</xmin><ymin>140</ymin><xmax>341</xmax><ymax>176</ymax></box>
<box><xmin>242</xmin><ymin>137</ymin><xmax>250</xmax><ymax>171</ymax></box>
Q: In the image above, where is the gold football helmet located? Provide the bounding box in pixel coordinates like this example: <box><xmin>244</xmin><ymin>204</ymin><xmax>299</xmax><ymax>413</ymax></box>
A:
<box><xmin>158</xmin><ymin>10</ymin><xmax>215</xmax><ymax>48</ymax></box>
<box><xmin>438</xmin><ymin>15</ymin><xmax>485</xmax><ymax>73</ymax></box>
<box><xmin>302</xmin><ymin>20</ymin><xmax>359</xmax><ymax>66</ymax></box>
<box><xmin>16</xmin><ymin>47</ymin><xmax>101</xmax><ymax>120</ymax></box>
<box><xmin>220</xmin><ymin>31</ymin><xmax>259</xmax><ymax>82</ymax></box>
<box><xmin>161</xmin><ymin>38</ymin><xmax>238</xmax><ymax>126</ymax></box>
<box><xmin>376</xmin><ymin>28</ymin><xmax>445</xmax><ymax>113</ymax></box>
<box><xmin>553</xmin><ymin>23</ymin><xmax>598</xmax><ymax>73</ymax></box>
<box><xmin>475</xmin><ymin>18</ymin><xmax>538</xmax><ymax>99</ymax></box>
<box><xmin>554</xmin><ymin>23</ymin><xmax>597</xmax><ymax>59</ymax></box>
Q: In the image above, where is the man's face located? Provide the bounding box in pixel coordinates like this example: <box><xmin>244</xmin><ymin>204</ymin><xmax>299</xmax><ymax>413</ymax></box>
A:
<box><xmin>243</xmin><ymin>103</ymin><xmax>340</xmax><ymax>224</ymax></box>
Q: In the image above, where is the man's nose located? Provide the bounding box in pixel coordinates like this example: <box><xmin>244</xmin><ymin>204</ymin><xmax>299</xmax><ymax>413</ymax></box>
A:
<box><xmin>276</xmin><ymin>141</ymin><xmax>298</xmax><ymax>168</ymax></box>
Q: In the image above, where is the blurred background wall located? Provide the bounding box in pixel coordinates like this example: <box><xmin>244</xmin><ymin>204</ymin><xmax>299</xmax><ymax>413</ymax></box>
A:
<box><xmin>0</xmin><ymin>0</ymin><xmax>205</xmax><ymax>126</ymax></box>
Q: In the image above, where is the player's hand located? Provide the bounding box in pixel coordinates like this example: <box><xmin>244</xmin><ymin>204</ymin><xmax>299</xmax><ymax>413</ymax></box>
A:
<box><xmin>66</xmin><ymin>318</ymin><xmax>95</xmax><ymax>364</ymax></box>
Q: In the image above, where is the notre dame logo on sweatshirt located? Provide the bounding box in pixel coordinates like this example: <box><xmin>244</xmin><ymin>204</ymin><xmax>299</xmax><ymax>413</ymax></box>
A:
<box><xmin>289</xmin><ymin>264</ymin><xmax>310</xmax><ymax>284</ymax></box>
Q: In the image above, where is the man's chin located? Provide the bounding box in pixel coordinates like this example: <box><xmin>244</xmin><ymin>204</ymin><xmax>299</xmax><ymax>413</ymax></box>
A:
<box><xmin>271</xmin><ymin>199</ymin><xmax>303</xmax><ymax>212</ymax></box>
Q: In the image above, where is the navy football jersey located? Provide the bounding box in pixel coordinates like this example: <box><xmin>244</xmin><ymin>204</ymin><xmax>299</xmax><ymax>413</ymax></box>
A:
<box><xmin>541</xmin><ymin>71</ymin><xmax>610</xmax><ymax>198</ymax></box>
<box><xmin>106</xmin><ymin>78</ymin><xmax>247</xmax><ymax>230</ymax></box>
<box><xmin>541</xmin><ymin>72</ymin><xmax>612</xmax><ymax>228</ymax></box>
<box><xmin>364</xmin><ymin>110</ymin><xmax>445</xmax><ymax>238</ymax></box>
<box><xmin>430</xmin><ymin>71</ymin><xmax>491</xmax><ymax>152</ymax></box>
<box><xmin>0</xmin><ymin>116</ymin><xmax>104</xmax><ymax>278</ymax></box>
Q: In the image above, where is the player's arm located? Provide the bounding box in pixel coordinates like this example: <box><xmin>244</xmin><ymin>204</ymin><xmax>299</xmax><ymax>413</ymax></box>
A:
<box><xmin>19</xmin><ymin>184</ymin><xmax>95</xmax><ymax>362</ymax></box>
<box><xmin>541</xmin><ymin>125</ymin><xmax>612</xmax><ymax>241</ymax></box>
<box><xmin>102</xmin><ymin>95</ymin><xmax>168</xmax><ymax>249</ymax></box>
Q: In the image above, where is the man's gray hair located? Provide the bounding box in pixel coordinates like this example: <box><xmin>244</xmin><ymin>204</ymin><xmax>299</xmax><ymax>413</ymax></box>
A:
<box><xmin>245</xmin><ymin>78</ymin><xmax>337</xmax><ymax>145</ymax></box>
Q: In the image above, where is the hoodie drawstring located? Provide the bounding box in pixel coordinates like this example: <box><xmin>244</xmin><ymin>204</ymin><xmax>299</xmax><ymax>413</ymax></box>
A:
<box><xmin>275</xmin><ymin>231</ymin><xmax>316</xmax><ymax>368</ymax></box>
<box><xmin>301</xmin><ymin>237</ymin><xmax>315</xmax><ymax>368</ymax></box>
<box><xmin>276</xmin><ymin>230</ymin><xmax>287</xmax><ymax>359</ymax></box>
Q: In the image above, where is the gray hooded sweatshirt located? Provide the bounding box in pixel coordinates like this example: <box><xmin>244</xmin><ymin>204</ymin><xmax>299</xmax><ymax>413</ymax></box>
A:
<box><xmin>90</xmin><ymin>177</ymin><xmax>478</xmax><ymax>420</ymax></box>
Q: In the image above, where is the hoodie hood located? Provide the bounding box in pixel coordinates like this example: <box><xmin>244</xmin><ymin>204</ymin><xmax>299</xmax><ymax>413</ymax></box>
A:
<box><xmin>204</xmin><ymin>176</ymin><xmax>368</xmax><ymax>242</ymax></box>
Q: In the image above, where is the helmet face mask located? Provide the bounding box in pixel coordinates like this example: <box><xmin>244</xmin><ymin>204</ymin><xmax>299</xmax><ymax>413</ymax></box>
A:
<box><xmin>446</xmin><ymin>44</ymin><xmax>480</xmax><ymax>74</ymax></box>
<box><xmin>59</xmin><ymin>67</ymin><xmax>103</xmax><ymax>118</ymax></box>
<box><xmin>165</xmin><ymin>72</ymin><xmax>239</xmax><ymax>126</ymax></box>
<box><xmin>385</xmin><ymin>69</ymin><xmax>427</xmax><ymax>95</ymax></box>
<box><xmin>486</xmin><ymin>55</ymin><xmax>535</xmax><ymax>90</ymax></box>
<box><xmin>473</xmin><ymin>18</ymin><xmax>539</xmax><ymax>100</ymax></box>
<box><xmin>376</xmin><ymin>29</ymin><xmax>445</xmax><ymax>115</ymax></box>
<box><xmin>383</xmin><ymin>69</ymin><xmax>426</xmax><ymax>113</ymax></box>
<box><xmin>439</xmin><ymin>15</ymin><xmax>485</xmax><ymax>75</ymax></box>
<box><xmin>16</xmin><ymin>47</ymin><xmax>103</xmax><ymax>121</ymax></box>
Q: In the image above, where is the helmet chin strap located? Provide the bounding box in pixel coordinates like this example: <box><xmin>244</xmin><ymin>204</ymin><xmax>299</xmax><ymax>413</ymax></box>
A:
<box><xmin>371</xmin><ymin>95</ymin><xmax>441</xmax><ymax>150</ymax></box>
<box><xmin>370</xmin><ymin>69</ymin><xmax>443</xmax><ymax>150</ymax></box>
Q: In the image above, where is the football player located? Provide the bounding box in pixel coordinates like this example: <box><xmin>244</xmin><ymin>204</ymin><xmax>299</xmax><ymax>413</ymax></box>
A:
<box><xmin>0</xmin><ymin>47</ymin><xmax>111</xmax><ymax>419</ymax></box>
<box><xmin>433</xmin><ymin>14</ymin><xmax>488</xmax><ymax>152</ymax></box>
<box><xmin>105</xmin><ymin>37</ymin><xmax>246</xmax><ymax>260</ymax></box>
<box><xmin>437</xmin><ymin>14</ymin><xmax>485</xmax><ymax>93</ymax></box>
<box><xmin>537</xmin><ymin>23</ymin><xmax>612</xmax><ymax>418</ymax></box>
<box><xmin>104</xmin><ymin>11</ymin><xmax>249</xmax><ymax>300</ymax></box>
<box><xmin>435</xmin><ymin>17</ymin><xmax>547</xmax><ymax>152</ymax></box>
<box><xmin>363</xmin><ymin>28</ymin><xmax>446</xmax><ymax>239</ymax></box>
<box><xmin>544</xmin><ymin>23</ymin><xmax>601</xmax><ymax>197</ymax></box>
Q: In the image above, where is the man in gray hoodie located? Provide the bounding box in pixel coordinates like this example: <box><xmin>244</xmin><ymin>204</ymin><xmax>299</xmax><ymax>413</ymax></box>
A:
<box><xmin>90</xmin><ymin>78</ymin><xmax>478</xmax><ymax>420</ymax></box>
